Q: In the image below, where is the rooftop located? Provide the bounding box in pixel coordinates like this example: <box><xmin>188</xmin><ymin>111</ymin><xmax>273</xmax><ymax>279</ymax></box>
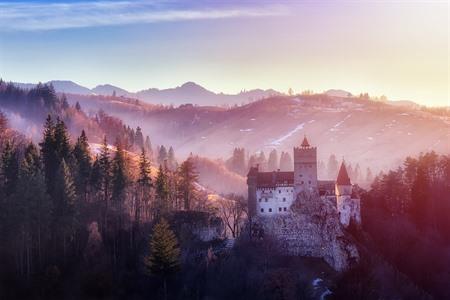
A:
<box><xmin>336</xmin><ymin>162</ymin><xmax>351</xmax><ymax>185</ymax></box>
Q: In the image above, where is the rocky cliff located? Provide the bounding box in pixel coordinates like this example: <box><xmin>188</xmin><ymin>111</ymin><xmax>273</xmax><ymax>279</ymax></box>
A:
<box><xmin>254</xmin><ymin>192</ymin><xmax>359</xmax><ymax>272</ymax></box>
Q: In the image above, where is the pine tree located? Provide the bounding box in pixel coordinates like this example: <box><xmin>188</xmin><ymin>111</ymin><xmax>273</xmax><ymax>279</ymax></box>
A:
<box><xmin>73</xmin><ymin>130</ymin><xmax>91</xmax><ymax>202</ymax></box>
<box><xmin>155</xmin><ymin>165</ymin><xmax>169</xmax><ymax>216</ymax></box>
<box><xmin>0</xmin><ymin>111</ymin><xmax>7</xmax><ymax>134</ymax></box>
<box><xmin>111</xmin><ymin>142</ymin><xmax>128</xmax><ymax>203</ymax></box>
<box><xmin>135</xmin><ymin>127</ymin><xmax>144</xmax><ymax>149</ymax></box>
<box><xmin>230</xmin><ymin>148</ymin><xmax>245</xmax><ymax>175</ymax></box>
<box><xmin>354</xmin><ymin>163</ymin><xmax>361</xmax><ymax>183</ymax></box>
<box><xmin>90</xmin><ymin>155</ymin><xmax>101</xmax><ymax>193</ymax></box>
<box><xmin>279</xmin><ymin>152</ymin><xmax>293</xmax><ymax>171</ymax></box>
<box><xmin>178</xmin><ymin>157</ymin><xmax>198</xmax><ymax>211</ymax></box>
<box><xmin>144</xmin><ymin>218</ymin><xmax>180</xmax><ymax>298</ymax></box>
<box><xmin>268</xmin><ymin>149</ymin><xmax>278</xmax><ymax>171</ymax></box>
<box><xmin>137</xmin><ymin>148</ymin><xmax>152</xmax><ymax>223</ymax></box>
<box><xmin>40</xmin><ymin>115</ymin><xmax>58</xmax><ymax>195</ymax></box>
<box><xmin>99</xmin><ymin>136</ymin><xmax>111</xmax><ymax>203</ymax></box>
<box><xmin>54</xmin><ymin>117</ymin><xmax>71</xmax><ymax>163</ymax></box>
<box><xmin>144</xmin><ymin>136</ymin><xmax>153</xmax><ymax>160</ymax></box>
<box><xmin>411</xmin><ymin>165</ymin><xmax>429</xmax><ymax>229</ymax></box>
<box><xmin>167</xmin><ymin>146</ymin><xmax>176</xmax><ymax>171</ymax></box>
<box><xmin>327</xmin><ymin>154</ymin><xmax>339</xmax><ymax>179</ymax></box>
<box><xmin>54</xmin><ymin>159</ymin><xmax>77</xmax><ymax>263</ymax></box>
<box><xmin>61</xmin><ymin>94</ymin><xmax>69</xmax><ymax>110</ymax></box>
<box><xmin>1</xmin><ymin>141</ymin><xmax>19</xmax><ymax>197</ymax></box>
<box><xmin>23</xmin><ymin>143</ymin><xmax>41</xmax><ymax>175</ymax></box>
<box><xmin>366</xmin><ymin>167</ymin><xmax>373</xmax><ymax>184</ymax></box>
<box><xmin>158</xmin><ymin>145</ymin><xmax>168</xmax><ymax>166</ymax></box>
<box><xmin>257</xmin><ymin>151</ymin><xmax>267</xmax><ymax>171</ymax></box>
<box><xmin>98</xmin><ymin>137</ymin><xmax>111</xmax><ymax>229</ymax></box>
<box><xmin>248</xmin><ymin>154</ymin><xmax>258</xmax><ymax>170</ymax></box>
<box><xmin>75</xmin><ymin>101</ymin><xmax>81</xmax><ymax>111</ymax></box>
<box><xmin>55</xmin><ymin>159</ymin><xmax>77</xmax><ymax>222</ymax></box>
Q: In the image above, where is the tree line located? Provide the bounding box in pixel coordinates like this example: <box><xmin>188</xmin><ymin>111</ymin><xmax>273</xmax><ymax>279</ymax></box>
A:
<box><xmin>226</xmin><ymin>147</ymin><xmax>374</xmax><ymax>185</ymax></box>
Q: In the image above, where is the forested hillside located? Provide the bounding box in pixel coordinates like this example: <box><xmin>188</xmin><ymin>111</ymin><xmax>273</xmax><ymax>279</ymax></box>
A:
<box><xmin>0</xmin><ymin>112</ymin><xmax>224</xmax><ymax>299</ymax></box>
<box><xmin>0</xmin><ymin>81</ymin><xmax>155</xmax><ymax>154</ymax></box>
<box><xmin>355</xmin><ymin>152</ymin><xmax>450</xmax><ymax>299</ymax></box>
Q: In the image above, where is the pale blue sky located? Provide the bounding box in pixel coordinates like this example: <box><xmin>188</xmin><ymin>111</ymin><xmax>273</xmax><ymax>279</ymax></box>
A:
<box><xmin>0</xmin><ymin>0</ymin><xmax>448</xmax><ymax>106</ymax></box>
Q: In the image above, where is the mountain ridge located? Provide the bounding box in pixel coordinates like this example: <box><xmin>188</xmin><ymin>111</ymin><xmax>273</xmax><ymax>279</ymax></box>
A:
<box><xmin>11</xmin><ymin>80</ymin><xmax>282</xmax><ymax>106</ymax></box>
<box><xmin>10</xmin><ymin>79</ymin><xmax>428</xmax><ymax>109</ymax></box>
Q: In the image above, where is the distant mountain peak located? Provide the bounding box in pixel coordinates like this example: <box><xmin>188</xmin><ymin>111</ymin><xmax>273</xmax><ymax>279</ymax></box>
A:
<box><xmin>181</xmin><ymin>81</ymin><xmax>200</xmax><ymax>88</ymax></box>
<box><xmin>179</xmin><ymin>81</ymin><xmax>208</xmax><ymax>91</ymax></box>
<box><xmin>92</xmin><ymin>84</ymin><xmax>129</xmax><ymax>96</ymax></box>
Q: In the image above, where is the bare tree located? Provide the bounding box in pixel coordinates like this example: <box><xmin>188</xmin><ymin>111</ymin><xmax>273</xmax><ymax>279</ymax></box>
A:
<box><xmin>218</xmin><ymin>194</ymin><xmax>247</xmax><ymax>238</ymax></box>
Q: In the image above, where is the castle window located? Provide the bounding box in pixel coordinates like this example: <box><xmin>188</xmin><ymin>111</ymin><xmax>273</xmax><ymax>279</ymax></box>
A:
<box><xmin>299</xmin><ymin>174</ymin><xmax>303</xmax><ymax>177</ymax></box>
<box><xmin>284</xmin><ymin>207</ymin><xmax>287</xmax><ymax>211</ymax></box>
<box><xmin>301</xmin><ymin>181</ymin><xmax>304</xmax><ymax>184</ymax></box>
<box><xmin>278</xmin><ymin>207</ymin><xmax>282</xmax><ymax>212</ymax></box>
<box><xmin>278</xmin><ymin>190</ymin><xmax>281</xmax><ymax>193</ymax></box>
<box><xmin>258</xmin><ymin>198</ymin><xmax>261</xmax><ymax>202</ymax></box>
<box><xmin>283</xmin><ymin>197</ymin><xmax>286</xmax><ymax>202</ymax></box>
<box><xmin>265</xmin><ymin>198</ymin><xmax>268</xmax><ymax>202</ymax></box>
<box><xmin>261</xmin><ymin>208</ymin><xmax>264</xmax><ymax>213</ymax></box>
<box><xmin>308</xmin><ymin>180</ymin><xmax>311</xmax><ymax>184</ymax></box>
<box><xmin>269</xmin><ymin>208</ymin><xmax>272</xmax><ymax>212</ymax></box>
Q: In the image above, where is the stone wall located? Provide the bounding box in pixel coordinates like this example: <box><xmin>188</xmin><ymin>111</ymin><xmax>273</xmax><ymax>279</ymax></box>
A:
<box><xmin>255</xmin><ymin>191</ymin><xmax>359</xmax><ymax>272</ymax></box>
<box><xmin>337</xmin><ymin>195</ymin><xmax>361</xmax><ymax>227</ymax></box>
<box><xmin>168</xmin><ymin>211</ymin><xmax>224</xmax><ymax>242</ymax></box>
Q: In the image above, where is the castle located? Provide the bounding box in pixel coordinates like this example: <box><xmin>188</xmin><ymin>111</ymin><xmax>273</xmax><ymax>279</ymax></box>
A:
<box><xmin>247</xmin><ymin>136</ymin><xmax>361</xmax><ymax>228</ymax></box>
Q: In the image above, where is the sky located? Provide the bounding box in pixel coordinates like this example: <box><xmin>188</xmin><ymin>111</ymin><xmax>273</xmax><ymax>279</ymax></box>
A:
<box><xmin>0</xmin><ymin>0</ymin><xmax>448</xmax><ymax>106</ymax></box>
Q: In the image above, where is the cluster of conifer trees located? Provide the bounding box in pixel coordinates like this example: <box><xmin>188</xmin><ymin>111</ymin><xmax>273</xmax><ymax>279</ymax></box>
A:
<box><xmin>358</xmin><ymin>152</ymin><xmax>450</xmax><ymax>299</ymax></box>
<box><xmin>0</xmin><ymin>113</ymin><xmax>199</xmax><ymax>298</ymax></box>
<box><xmin>226</xmin><ymin>147</ymin><xmax>373</xmax><ymax>185</ymax></box>
<box><xmin>366</xmin><ymin>151</ymin><xmax>450</xmax><ymax>235</ymax></box>
<box><xmin>226</xmin><ymin>147</ymin><xmax>295</xmax><ymax>175</ymax></box>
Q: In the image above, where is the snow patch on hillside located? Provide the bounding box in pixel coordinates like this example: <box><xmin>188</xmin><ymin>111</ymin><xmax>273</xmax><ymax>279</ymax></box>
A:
<box><xmin>270</xmin><ymin>122</ymin><xmax>305</xmax><ymax>145</ymax></box>
<box><xmin>329</xmin><ymin>114</ymin><xmax>351</xmax><ymax>131</ymax></box>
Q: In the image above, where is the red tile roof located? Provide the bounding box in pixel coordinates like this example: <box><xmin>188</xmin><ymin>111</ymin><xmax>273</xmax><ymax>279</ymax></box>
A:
<box><xmin>336</xmin><ymin>162</ymin><xmax>351</xmax><ymax>185</ymax></box>
<box><xmin>256</xmin><ymin>171</ymin><xmax>294</xmax><ymax>187</ymax></box>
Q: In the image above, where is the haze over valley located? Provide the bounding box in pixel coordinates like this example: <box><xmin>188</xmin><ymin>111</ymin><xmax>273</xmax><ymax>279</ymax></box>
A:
<box><xmin>8</xmin><ymin>79</ymin><xmax>449</xmax><ymax>173</ymax></box>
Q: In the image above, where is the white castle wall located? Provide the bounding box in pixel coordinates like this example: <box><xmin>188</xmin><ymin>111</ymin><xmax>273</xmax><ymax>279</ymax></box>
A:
<box><xmin>256</xmin><ymin>186</ymin><xmax>294</xmax><ymax>215</ymax></box>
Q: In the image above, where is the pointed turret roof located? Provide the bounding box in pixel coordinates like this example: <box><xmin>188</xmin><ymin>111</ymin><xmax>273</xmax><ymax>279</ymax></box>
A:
<box><xmin>336</xmin><ymin>161</ymin><xmax>351</xmax><ymax>185</ymax></box>
<box><xmin>301</xmin><ymin>135</ymin><xmax>310</xmax><ymax>148</ymax></box>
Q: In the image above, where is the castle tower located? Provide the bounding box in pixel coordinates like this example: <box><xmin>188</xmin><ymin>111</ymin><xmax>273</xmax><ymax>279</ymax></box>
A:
<box><xmin>335</xmin><ymin>161</ymin><xmax>361</xmax><ymax>227</ymax></box>
<box><xmin>335</xmin><ymin>161</ymin><xmax>352</xmax><ymax>197</ymax></box>
<box><xmin>293</xmin><ymin>135</ymin><xmax>318</xmax><ymax>196</ymax></box>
